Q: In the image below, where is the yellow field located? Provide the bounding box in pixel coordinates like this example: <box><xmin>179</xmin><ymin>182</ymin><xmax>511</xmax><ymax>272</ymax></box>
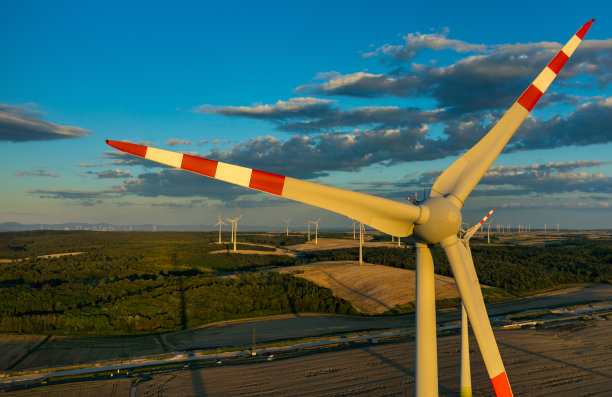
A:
<box><xmin>278</xmin><ymin>261</ymin><xmax>461</xmax><ymax>314</ymax></box>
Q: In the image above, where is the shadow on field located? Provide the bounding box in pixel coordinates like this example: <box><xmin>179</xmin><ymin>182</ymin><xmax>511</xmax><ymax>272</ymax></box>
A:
<box><xmin>323</xmin><ymin>270</ymin><xmax>392</xmax><ymax>312</ymax></box>
<box><xmin>363</xmin><ymin>346</ymin><xmax>455</xmax><ymax>395</ymax></box>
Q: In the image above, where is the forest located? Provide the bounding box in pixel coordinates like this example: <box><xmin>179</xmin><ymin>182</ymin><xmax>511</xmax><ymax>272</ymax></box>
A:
<box><xmin>0</xmin><ymin>230</ymin><xmax>610</xmax><ymax>335</ymax></box>
<box><xmin>304</xmin><ymin>237</ymin><xmax>612</xmax><ymax>293</ymax></box>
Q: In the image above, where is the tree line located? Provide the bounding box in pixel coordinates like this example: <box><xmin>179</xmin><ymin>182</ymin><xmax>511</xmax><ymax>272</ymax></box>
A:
<box><xmin>304</xmin><ymin>237</ymin><xmax>611</xmax><ymax>293</ymax></box>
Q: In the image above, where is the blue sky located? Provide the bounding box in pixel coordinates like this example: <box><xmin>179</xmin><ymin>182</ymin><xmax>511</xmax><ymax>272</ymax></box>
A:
<box><xmin>1</xmin><ymin>1</ymin><xmax>611</xmax><ymax>230</ymax></box>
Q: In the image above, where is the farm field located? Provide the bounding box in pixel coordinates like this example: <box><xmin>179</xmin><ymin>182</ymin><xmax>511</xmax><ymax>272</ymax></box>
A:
<box><xmin>278</xmin><ymin>261</ymin><xmax>461</xmax><ymax>314</ymax></box>
<box><xmin>137</xmin><ymin>319</ymin><xmax>612</xmax><ymax>396</ymax></box>
<box><xmin>5</xmin><ymin>313</ymin><xmax>609</xmax><ymax>396</ymax></box>
<box><xmin>286</xmin><ymin>237</ymin><xmax>402</xmax><ymax>251</ymax></box>
<box><xmin>0</xmin><ymin>335</ymin><xmax>47</xmax><ymax>370</ymax></box>
<box><xmin>2</xmin><ymin>284</ymin><xmax>609</xmax><ymax>374</ymax></box>
<box><xmin>7</xmin><ymin>334</ymin><xmax>165</xmax><ymax>371</ymax></box>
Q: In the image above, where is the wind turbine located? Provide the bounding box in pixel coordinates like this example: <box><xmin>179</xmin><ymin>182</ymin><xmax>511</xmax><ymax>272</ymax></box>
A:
<box><xmin>283</xmin><ymin>218</ymin><xmax>291</xmax><ymax>236</ymax></box>
<box><xmin>486</xmin><ymin>220</ymin><xmax>493</xmax><ymax>244</ymax></box>
<box><xmin>359</xmin><ymin>221</ymin><xmax>365</xmax><ymax>265</ymax></box>
<box><xmin>459</xmin><ymin>207</ymin><xmax>496</xmax><ymax>396</ymax></box>
<box><xmin>215</xmin><ymin>215</ymin><xmax>227</xmax><ymax>244</ymax></box>
<box><xmin>313</xmin><ymin>218</ymin><xmax>321</xmax><ymax>245</ymax></box>
<box><xmin>106</xmin><ymin>20</ymin><xmax>593</xmax><ymax>396</ymax></box>
<box><xmin>226</xmin><ymin>215</ymin><xmax>243</xmax><ymax>252</ymax></box>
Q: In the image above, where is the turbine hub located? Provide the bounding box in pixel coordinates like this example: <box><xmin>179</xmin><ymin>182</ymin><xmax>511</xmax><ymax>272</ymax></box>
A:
<box><xmin>413</xmin><ymin>196</ymin><xmax>462</xmax><ymax>244</ymax></box>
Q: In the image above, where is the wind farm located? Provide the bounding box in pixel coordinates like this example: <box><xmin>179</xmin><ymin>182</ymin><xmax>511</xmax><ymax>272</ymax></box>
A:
<box><xmin>102</xmin><ymin>19</ymin><xmax>598</xmax><ymax>396</ymax></box>
<box><xmin>1</xmin><ymin>3</ymin><xmax>612</xmax><ymax>397</ymax></box>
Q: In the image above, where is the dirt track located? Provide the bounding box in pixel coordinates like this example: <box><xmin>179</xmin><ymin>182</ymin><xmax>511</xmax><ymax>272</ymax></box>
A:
<box><xmin>287</xmin><ymin>237</ymin><xmax>403</xmax><ymax>252</ymax></box>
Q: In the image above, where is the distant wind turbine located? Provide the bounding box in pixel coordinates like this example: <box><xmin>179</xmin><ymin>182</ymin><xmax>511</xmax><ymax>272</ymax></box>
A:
<box><xmin>313</xmin><ymin>218</ymin><xmax>321</xmax><ymax>245</ymax></box>
<box><xmin>283</xmin><ymin>218</ymin><xmax>291</xmax><ymax>236</ymax></box>
<box><xmin>226</xmin><ymin>215</ymin><xmax>243</xmax><ymax>252</ymax></box>
<box><xmin>359</xmin><ymin>222</ymin><xmax>364</xmax><ymax>265</ymax></box>
<box><xmin>215</xmin><ymin>215</ymin><xmax>227</xmax><ymax>244</ymax></box>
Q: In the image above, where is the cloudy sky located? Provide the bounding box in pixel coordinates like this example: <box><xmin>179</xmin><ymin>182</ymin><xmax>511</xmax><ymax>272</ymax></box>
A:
<box><xmin>2</xmin><ymin>1</ymin><xmax>611</xmax><ymax>230</ymax></box>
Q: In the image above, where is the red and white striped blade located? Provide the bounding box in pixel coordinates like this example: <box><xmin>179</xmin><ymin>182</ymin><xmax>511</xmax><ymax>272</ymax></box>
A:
<box><xmin>431</xmin><ymin>20</ymin><xmax>594</xmax><ymax>207</ymax></box>
<box><xmin>106</xmin><ymin>140</ymin><xmax>422</xmax><ymax>236</ymax></box>
<box><xmin>442</xmin><ymin>235</ymin><xmax>512</xmax><ymax>396</ymax></box>
<box><xmin>463</xmin><ymin>207</ymin><xmax>495</xmax><ymax>241</ymax></box>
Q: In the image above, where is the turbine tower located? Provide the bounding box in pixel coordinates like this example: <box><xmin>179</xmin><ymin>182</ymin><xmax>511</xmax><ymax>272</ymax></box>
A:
<box><xmin>313</xmin><ymin>218</ymin><xmax>321</xmax><ymax>245</ymax></box>
<box><xmin>358</xmin><ymin>222</ymin><xmax>365</xmax><ymax>265</ymax></box>
<box><xmin>486</xmin><ymin>220</ymin><xmax>493</xmax><ymax>244</ymax></box>
<box><xmin>106</xmin><ymin>20</ymin><xmax>593</xmax><ymax>397</ymax></box>
<box><xmin>283</xmin><ymin>218</ymin><xmax>291</xmax><ymax>236</ymax></box>
<box><xmin>215</xmin><ymin>215</ymin><xmax>227</xmax><ymax>244</ymax></box>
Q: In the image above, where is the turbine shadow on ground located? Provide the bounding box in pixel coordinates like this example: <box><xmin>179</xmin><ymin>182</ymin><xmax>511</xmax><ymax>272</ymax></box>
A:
<box><xmin>362</xmin><ymin>346</ymin><xmax>455</xmax><ymax>394</ymax></box>
<box><xmin>321</xmin><ymin>270</ymin><xmax>393</xmax><ymax>312</ymax></box>
<box><xmin>498</xmin><ymin>339</ymin><xmax>612</xmax><ymax>381</ymax></box>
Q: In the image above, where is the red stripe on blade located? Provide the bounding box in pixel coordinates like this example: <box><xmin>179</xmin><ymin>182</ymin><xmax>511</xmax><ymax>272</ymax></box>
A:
<box><xmin>576</xmin><ymin>19</ymin><xmax>595</xmax><ymax>40</ymax></box>
<box><xmin>249</xmin><ymin>170</ymin><xmax>285</xmax><ymax>195</ymax></box>
<box><xmin>181</xmin><ymin>154</ymin><xmax>218</xmax><ymax>178</ymax></box>
<box><xmin>491</xmin><ymin>372</ymin><xmax>513</xmax><ymax>397</ymax></box>
<box><xmin>547</xmin><ymin>51</ymin><xmax>569</xmax><ymax>75</ymax></box>
<box><xmin>517</xmin><ymin>84</ymin><xmax>543</xmax><ymax>112</ymax></box>
<box><xmin>106</xmin><ymin>140</ymin><xmax>148</xmax><ymax>158</ymax></box>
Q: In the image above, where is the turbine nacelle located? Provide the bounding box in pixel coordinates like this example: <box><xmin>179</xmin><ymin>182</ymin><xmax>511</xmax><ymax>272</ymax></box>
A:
<box><xmin>413</xmin><ymin>196</ymin><xmax>462</xmax><ymax>244</ymax></box>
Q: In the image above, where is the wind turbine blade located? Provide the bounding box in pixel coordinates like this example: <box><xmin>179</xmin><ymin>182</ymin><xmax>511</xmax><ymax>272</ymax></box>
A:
<box><xmin>463</xmin><ymin>207</ymin><xmax>496</xmax><ymax>241</ymax></box>
<box><xmin>431</xmin><ymin>20</ymin><xmax>594</xmax><ymax>207</ymax></box>
<box><xmin>106</xmin><ymin>140</ymin><xmax>423</xmax><ymax>236</ymax></box>
<box><xmin>442</xmin><ymin>235</ymin><xmax>512</xmax><ymax>396</ymax></box>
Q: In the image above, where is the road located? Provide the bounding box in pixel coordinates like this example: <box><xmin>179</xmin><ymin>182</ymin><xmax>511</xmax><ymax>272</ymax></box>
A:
<box><xmin>1</xmin><ymin>284</ymin><xmax>610</xmax><ymax>395</ymax></box>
